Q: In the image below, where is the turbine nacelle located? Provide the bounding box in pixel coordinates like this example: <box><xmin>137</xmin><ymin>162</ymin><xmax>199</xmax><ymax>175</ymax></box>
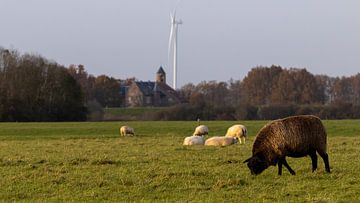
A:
<box><xmin>175</xmin><ymin>19</ymin><xmax>183</xmax><ymax>25</ymax></box>
<box><xmin>170</xmin><ymin>13</ymin><xmax>182</xmax><ymax>25</ymax></box>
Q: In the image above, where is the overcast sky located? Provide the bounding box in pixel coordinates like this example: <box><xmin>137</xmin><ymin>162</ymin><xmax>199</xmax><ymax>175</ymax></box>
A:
<box><xmin>1</xmin><ymin>0</ymin><xmax>360</xmax><ymax>87</ymax></box>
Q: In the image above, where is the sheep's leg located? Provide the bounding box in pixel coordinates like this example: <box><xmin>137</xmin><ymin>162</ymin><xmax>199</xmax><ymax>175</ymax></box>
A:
<box><xmin>282</xmin><ymin>158</ymin><xmax>296</xmax><ymax>175</ymax></box>
<box><xmin>318</xmin><ymin>151</ymin><xmax>331</xmax><ymax>173</ymax></box>
<box><xmin>309</xmin><ymin>150</ymin><xmax>318</xmax><ymax>172</ymax></box>
<box><xmin>278</xmin><ymin>159</ymin><xmax>283</xmax><ymax>175</ymax></box>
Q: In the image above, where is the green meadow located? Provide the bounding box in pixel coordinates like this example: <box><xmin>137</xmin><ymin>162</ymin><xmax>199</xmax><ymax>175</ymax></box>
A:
<box><xmin>0</xmin><ymin>120</ymin><xmax>360</xmax><ymax>202</ymax></box>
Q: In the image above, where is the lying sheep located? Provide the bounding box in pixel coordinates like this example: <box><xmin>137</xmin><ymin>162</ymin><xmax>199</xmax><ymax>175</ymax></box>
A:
<box><xmin>193</xmin><ymin>125</ymin><xmax>209</xmax><ymax>136</ymax></box>
<box><xmin>183</xmin><ymin>135</ymin><xmax>205</xmax><ymax>145</ymax></box>
<box><xmin>244</xmin><ymin>115</ymin><xmax>330</xmax><ymax>175</ymax></box>
<box><xmin>119</xmin><ymin>126</ymin><xmax>135</xmax><ymax>136</ymax></box>
<box><xmin>225</xmin><ymin>124</ymin><xmax>247</xmax><ymax>144</ymax></box>
<box><xmin>205</xmin><ymin>136</ymin><xmax>238</xmax><ymax>147</ymax></box>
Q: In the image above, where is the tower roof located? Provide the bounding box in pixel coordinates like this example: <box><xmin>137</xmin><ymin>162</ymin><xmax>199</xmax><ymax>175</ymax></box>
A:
<box><xmin>157</xmin><ymin>66</ymin><xmax>165</xmax><ymax>74</ymax></box>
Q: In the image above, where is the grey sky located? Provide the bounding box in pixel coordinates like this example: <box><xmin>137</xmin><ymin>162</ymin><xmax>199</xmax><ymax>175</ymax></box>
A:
<box><xmin>1</xmin><ymin>0</ymin><xmax>360</xmax><ymax>87</ymax></box>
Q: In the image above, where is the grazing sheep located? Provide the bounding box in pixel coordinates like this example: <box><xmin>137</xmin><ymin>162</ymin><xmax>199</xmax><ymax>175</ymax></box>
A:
<box><xmin>120</xmin><ymin>126</ymin><xmax>134</xmax><ymax>136</ymax></box>
<box><xmin>225</xmin><ymin>124</ymin><xmax>247</xmax><ymax>144</ymax></box>
<box><xmin>244</xmin><ymin>115</ymin><xmax>330</xmax><ymax>175</ymax></box>
<box><xmin>193</xmin><ymin>125</ymin><xmax>209</xmax><ymax>136</ymax></box>
<box><xmin>183</xmin><ymin>135</ymin><xmax>205</xmax><ymax>146</ymax></box>
<box><xmin>205</xmin><ymin>136</ymin><xmax>238</xmax><ymax>147</ymax></box>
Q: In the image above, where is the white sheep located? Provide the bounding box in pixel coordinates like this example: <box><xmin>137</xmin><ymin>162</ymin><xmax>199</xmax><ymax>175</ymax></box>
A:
<box><xmin>120</xmin><ymin>126</ymin><xmax>134</xmax><ymax>136</ymax></box>
<box><xmin>205</xmin><ymin>136</ymin><xmax>238</xmax><ymax>146</ymax></box>
<box><xmin>193</xmin><ymin>125</ymin><xmax>209</xmax><ymax>136</ymax></box>
<box><xmin>225</xmin><ymin>124</ymin><xmax>247</xmax><ymax>144</ymax></box>
<box><xmin>183</xmin><ymin>135</ymin><xmax>205</xmax><ymax>146</ymax></box>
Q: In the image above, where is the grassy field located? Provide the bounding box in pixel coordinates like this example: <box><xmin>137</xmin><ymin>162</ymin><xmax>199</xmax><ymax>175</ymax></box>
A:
<box><xmin>0</xmin><ymin>120</ymin><xmax>360</xmax><ymax>202</ymax></box>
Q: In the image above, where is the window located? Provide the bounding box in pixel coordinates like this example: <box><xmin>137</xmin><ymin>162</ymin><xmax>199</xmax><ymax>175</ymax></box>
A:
<box><xmin>146</xmin><ymin>96</ymin><xmax>152</xmax><ymax>104</ymax></box>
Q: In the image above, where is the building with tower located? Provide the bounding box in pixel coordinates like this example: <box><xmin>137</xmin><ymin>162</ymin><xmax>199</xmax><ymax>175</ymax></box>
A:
<box><xmin>124</xmin><ymin>66</ymin><xmax>183</xmax><ymax>107</ymax></box>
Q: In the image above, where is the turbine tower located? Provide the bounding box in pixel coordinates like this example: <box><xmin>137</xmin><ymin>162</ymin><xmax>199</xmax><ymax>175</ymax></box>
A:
<box><xmin>168</xmin><ymin>11</ymin><xmax>182</xmax><ymax>90</ymax></box>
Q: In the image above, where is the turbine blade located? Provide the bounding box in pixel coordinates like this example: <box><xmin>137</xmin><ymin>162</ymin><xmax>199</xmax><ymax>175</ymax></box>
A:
<box><xmin>174</xmin><ymin>0</ymin><xmax>182</xmax><ymax>15</ymax></box>
<box><xmin>168</xmin><ymin>24</ymin><xmax>174</xmax><ymax>61</ymax></box>
<box><xmin>170</xmin><ymin>13</ymin><xmax>174</xmax><ymax>23</ymax></box>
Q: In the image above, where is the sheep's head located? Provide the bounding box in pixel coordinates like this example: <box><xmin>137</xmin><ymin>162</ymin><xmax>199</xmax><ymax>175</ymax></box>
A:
<box><xmin>233</xmin><ymin>137</ymin><xmax>239</xmax><ymax>144</ymax></box>
<box><xmin>243</xmin><ymin>155</ymin><xmax>268</xmax><ymax>175</ymax></box>
<box><xmin>242</xmin><ymin>128</ymin><xmax>247</xmax><ymax>137</ymax></box>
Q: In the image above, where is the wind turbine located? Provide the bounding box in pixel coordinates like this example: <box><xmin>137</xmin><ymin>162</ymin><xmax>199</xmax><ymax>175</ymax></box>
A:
<box><xmin>168</xmin><ymin>9</ymin><xmax>182</xmax><ymax>90</ymax></box>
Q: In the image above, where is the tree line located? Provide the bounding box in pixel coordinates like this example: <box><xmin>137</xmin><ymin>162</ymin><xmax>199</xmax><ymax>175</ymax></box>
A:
<box><xmin>0</xmin><ymin>48</ymin><xmax>131</xmax><ymax>121</ymax></box>
<box><xmin>52</xmin><ymin>64</ymin><xmax>360</xmax><ymax>120</ymax></box>
<box><xmin>1</xmin><ymin>47</ymin><xmax>360</xmax><ymax>121</ymax></box>
<box><xmin>0</xmin><ymin>48</ymin><xmax>87</xmax><ymax>121</ymax></box>
<box><xmin>155</xmin><ymin>65</ymin><xmax>360</xmax><ymax>120</ymax></box>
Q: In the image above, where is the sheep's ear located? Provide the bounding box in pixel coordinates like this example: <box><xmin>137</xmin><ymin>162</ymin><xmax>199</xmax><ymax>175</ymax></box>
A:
<box><xmin>243</xmin><ymin>157</ymin><xmax>251</xmax><ymax>163</ymax></box>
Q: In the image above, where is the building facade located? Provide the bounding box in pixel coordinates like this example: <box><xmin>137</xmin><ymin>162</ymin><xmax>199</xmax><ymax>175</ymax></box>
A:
<box><xmin>125</xmin><ymin>67</ymin><xmax>182</xmax><ymax>107</ymax></box>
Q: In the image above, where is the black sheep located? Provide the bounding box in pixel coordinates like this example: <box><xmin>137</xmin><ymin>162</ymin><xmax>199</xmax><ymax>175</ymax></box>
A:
<box><xmin>244</xmin><ymin>115</ymin><xmax>331</xmax><ymax>175</ymax></box>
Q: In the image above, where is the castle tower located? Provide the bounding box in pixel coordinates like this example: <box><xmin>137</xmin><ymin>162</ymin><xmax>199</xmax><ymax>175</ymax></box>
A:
<box><xmin>156</xmin><ymin>66</ymin><xmax>166</xmax><ymax>83</ymax></box>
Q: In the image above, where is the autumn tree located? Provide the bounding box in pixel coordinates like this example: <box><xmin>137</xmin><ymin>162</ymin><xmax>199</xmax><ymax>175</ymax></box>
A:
<box><xmin>331</xmin><ymin>77</ymin><xmax>352</xmax><ymax>104</ymax></box>
<box><xmin>178</xmin><ymin>83</ymin><xmax>196</xmax><ymax>102</ymax></box>
<box><xmin>93</xmin><ymin>75</ymin><xmax>122</xmax><ymax>107</ymax></box>
<box><xmin>271</xmin><ymin>68</ymin><xmax>324</xmax><ymax>104</ymax></box>
<box><xmin>68</xmin><ymin>64</ymin><xmax>96</xmax><ymax>102</ymax></box>
<box><xmin>241</xmin><ymin>65</ymin><xmax>283</xmax><ymax>105</ymax></box>
<box><xmin>315</xmin><ymin>75</ymin><xmax>334</xmax><ymax>104</ymax></box>
<box><xmin>0</xmin><ymin>48</ymin><xmax>86</xmax><ymax>121</ymax></box>
<box><xmin>228</xmin><ymin>79</ymin><xmax>243</xmax><ymax>106</ymax></box>
<box><xmin>351</xmin><ymin>73</ymin><xmax>360</xmax><ymax>105</ymax></box>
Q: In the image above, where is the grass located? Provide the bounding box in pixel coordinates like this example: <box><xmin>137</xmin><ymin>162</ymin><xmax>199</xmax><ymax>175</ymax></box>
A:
<box><xmin>0</xmin><ymin>120</ymin><xmax>360</xmax><ymax>202</ymax></box>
